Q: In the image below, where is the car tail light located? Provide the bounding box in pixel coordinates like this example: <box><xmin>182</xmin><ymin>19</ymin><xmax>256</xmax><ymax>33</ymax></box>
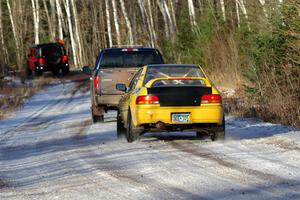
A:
<box><xmin>38</xmin><ymin>58</ymin><xmax>45</xmax><ymax>65</ymax></box>
<box><xmin>93</xmin><ymin>76</ymin><xmax>100</xmax><ymax>90</ymax></box>
<box><xmin>136</xmin><ymin>95</ymin><xmax>159</xmax><ymax>105</ymax></box>
<box><xmin>62</xmin><ymin>55</ymin><xmax>68</xmax><ymax>63</ymax></box>
<box><xmin>201</xmin><ymin>94</ymin><xmax>222</xmax><ymax>104</ymax></box>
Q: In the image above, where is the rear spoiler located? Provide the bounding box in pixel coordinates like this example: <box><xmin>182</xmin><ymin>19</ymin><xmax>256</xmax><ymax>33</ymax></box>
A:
<box><xmin>144</xmin><ymin>77</ymin><xmax>211</xmax><ymax>88</ymax></box>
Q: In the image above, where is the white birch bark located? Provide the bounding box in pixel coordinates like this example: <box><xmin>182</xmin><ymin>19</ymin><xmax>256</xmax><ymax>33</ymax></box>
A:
<box><xmin>147</xmin><ymin>0</ymin><xmax>157</xmax><ymax>46</ymax></box>
<box><xmin>65</xmin><ymin>0</ymin><xmax>78</xmax><ymax>67</ymax></box>
<box><xmin>169</xmin><ymin>0</ymin><xmax>177</xmax><ymax>31</ymax></box>
<box><xmin>112</xmin><ymin>0</ymin><xmax>121</xmax><ymax>45</ymax></box>
<box><xmin>43</xmin><ymin>0</ymin><xmax>54</xmax><ymax>41</ymax></box>
<box><xmin>50</xmin><ymin>0</ymin><xmax>56</xmax><ymax>40</ymax></box>
<box><xmin>237</xmin><ymin>0</ymin><xmax>250</xmax><ymax>30</ymax></box>
<box><xmin>105</xmin><ymin>0</ymin><xmax>113</xmax><ymax>47</ymax></box>
<box><xmin>156</xmin><ymin>0</ymin><xmax>170</xmax><ymax>38</ymax></box>
<box><xmin>55</xmin><ymin>0</ymin><xmax>63</xmax><ymax>40</ymax></box>
<box><xmin>31</xmin><ymin>0</ymin><xmax>39</xmax><ymax>44</ymax></box>
<box><xmin>220</xmin><ymin>0</ymin><xmax>226</xmax><ymax>21</ymax></box>
<box><xmin>7</xmin><ymin>0</ymin><xmax>21</xmax><ymax>72</ymax></box>
<box><xmin>162</xmin><ymin>0</ymin><xmax>174</xmax><ymax>34</ymax></box>
<box><xmin>258</xmin><ymin>0</ymin><xmax>268</xmax><ymax>18</ymax></box>
<box><xmin>187</xmin><ymin>0</ymin><xmax>197</xmax><ymax>26</ymax></box>
<box><xmin>139</xmin><ymin>0</ymin><xmax>154</xmax><ymax>46</ymax></box>
<box><xmin>0</xmin><ymin>0</ymin><xmax>8</xmax><ymax>65</ymax></box>
<box><xmin>119</xmin><ymin>0</ymin><xmax>133</xmax><ymax>45</ymax></box>
<box><xmin>235</xmin><ymin>0</ymin><xmax>240</xmax><ymax>28</ymax></box>
<box><xmin>70</xmin><ymin>0</ymin><xmax>83</xmax><ymax>66</ymax></box>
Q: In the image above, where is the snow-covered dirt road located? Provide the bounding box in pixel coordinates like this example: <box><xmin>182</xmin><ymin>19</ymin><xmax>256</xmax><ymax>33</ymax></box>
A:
<box><xmin>0</xmin><ymin>79</ymin><xmax>299</xmax><ymax>200</ymax></box>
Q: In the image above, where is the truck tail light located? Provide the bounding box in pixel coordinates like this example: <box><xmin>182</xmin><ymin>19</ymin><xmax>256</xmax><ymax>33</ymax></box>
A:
<box><xmin>136</xmin><ymin>95</ymin><xmax>159</xmax><ymax>105</ymax></box>
<box><xmin>201</xmin><ymin>94</ymin><xmax>222</xmax><ymax>104</ymax></box>
<box><xmin>38</xmin><ymin>58</ymin><xmax>45</xmax><ymax>65</ymax></box>
<box><xmin>62</xmin><ymin>55</ymin><xmax>68</xmax><ymax>63</ymax></box>
<box><xmin>93</xmin><ymin>76</ymin><xmax>100</xmax><ymax>90</ymax></box>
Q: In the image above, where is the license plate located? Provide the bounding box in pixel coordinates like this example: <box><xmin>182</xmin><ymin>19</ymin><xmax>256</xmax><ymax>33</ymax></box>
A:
<box><xmin>172</xmin><ymin>113</ymin><xmax>190</xmax><ymax>123</ymax></box>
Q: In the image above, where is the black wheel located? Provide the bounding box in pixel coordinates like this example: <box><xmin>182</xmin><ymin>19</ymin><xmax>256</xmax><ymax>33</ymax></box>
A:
<box><xmin>126</xmin><ymin>111</ymin><xmax>142</xmax><ymax>143</ymax></box>
<box><xmin>117</xmin><ymin>110</ymin><xmax>126</xmax><ymax>137</ymax></box>
<box><xmin>211</xmin><ymin>116</ymin><xmax>225</xmax><ymax>141</ymax></box>
<box><xmin>62</xmin><ymin>66</ymin><xmax>70</xmax><ymax>75</ymax></box>
<box><xmin>34</xmin><ymin>69</ymin><xmax>43</xmax><ymax>77</ymax></box>
<box><xmin>52</xmin><ymin>68</ymin><xmax>60</xmax><ymax>76</ymax></box>
<box><xmin>211</xmin><ymin>131</ymin><xmax>225</xmax><ymax>141</ymax></box>
<box><xmin>92</xmin><ymin>113</ymin><xmax>104</xmax><ymax>123</ymax></box>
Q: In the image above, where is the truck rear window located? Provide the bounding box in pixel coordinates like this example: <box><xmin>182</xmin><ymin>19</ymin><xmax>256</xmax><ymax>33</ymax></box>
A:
<box><xmin>41</xmin><ymin>45</ymin><xmax>63</xmax><ymax>57</ymax></box>
<box><xmin>100</xmin><ymin>51</ymin><xmax>162</xmax><ymax>68</ymax></box>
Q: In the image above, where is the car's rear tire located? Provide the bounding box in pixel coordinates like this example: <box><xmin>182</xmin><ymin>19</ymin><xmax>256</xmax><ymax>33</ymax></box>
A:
<box><xmin>126</xmin><ymin>111</ymin><xmax>142</xmax><ymax>143</ymax></box>
<box><xmin>211</xmin><ymin>116</ymin><xmax>225</xmax><ymax>141</ymax></box>
<box><xmin>117</xmin><ymin>110</ymin><xmax>126</xmax><ymax>137</ymax></box>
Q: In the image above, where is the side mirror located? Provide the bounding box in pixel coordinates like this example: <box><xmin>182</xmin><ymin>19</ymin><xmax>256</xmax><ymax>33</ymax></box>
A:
<box><xmin>116</xmin><ymin>83</ymin><xmax>127</xmax><ymax>92</ymax></box>
<box><xmin>82</xmin><ymin>66</ymin><xmax>91</xmax><ymax>75</ymax></box>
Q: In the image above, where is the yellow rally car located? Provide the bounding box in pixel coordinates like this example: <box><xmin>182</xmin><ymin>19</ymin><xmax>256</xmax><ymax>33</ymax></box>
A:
<box><xmin>116</xmin><ymin>64</ymin><xmax>224</xmax><ymax>142</ymax></box>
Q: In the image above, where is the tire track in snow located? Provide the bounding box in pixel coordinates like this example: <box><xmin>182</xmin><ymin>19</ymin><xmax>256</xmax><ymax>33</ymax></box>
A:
<box><xmin>169</xmin><ymin>141</ymin><xmax>294</xmax><ymax>184</ymax></box>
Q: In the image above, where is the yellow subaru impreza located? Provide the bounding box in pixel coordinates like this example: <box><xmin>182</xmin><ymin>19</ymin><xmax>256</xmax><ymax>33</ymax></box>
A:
<box><xmin>116</xmin><ymin>64</ymin><xmax>224</xmax><ymax>142</ymax></box>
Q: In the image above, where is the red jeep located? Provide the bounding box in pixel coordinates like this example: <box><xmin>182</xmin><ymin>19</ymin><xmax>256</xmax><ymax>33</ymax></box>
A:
<box><xmin>27</xmin><ymin>43</ymin><xmax>70</xmax><ymax>76</ymax></box>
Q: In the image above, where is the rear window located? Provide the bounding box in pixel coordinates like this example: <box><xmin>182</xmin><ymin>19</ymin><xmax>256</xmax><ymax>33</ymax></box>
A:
<box><xmin>99</xmin><ymin>51</ymin><xmax>162</xmax><ymax>68</ymax></box>
<box><xmin>143</xmin><ymin>66</ymin><xmax>205</xmax><ymax>86</ymax></box>
<box><xmin>41</xmin><ymin>45</ymin><xmax>63</xmax><ymax>58</ymax></box>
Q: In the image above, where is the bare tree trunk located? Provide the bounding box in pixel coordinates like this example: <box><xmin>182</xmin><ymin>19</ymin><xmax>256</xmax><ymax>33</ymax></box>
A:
<box><xmin>43</xmin><ymin>0</ymin><xmax>54</xmax><ymax>41</ymax></box>
<box><xmin>31</xmin><ymin>0</ymin><xmax>40</xmax><ymax>44</ymax></box>
<box><xmin>236</xmin><ymin>0</ymin><xmax>250</xmax><ymax>30</ymax></box>
<box><xmin>7</xmin><ymin>0</ymin><xmax>21</xmax><ymax>71</ymax></box>
<box><xmin>56</xmin><ymin>0</ymin><xmax>64</xmax><ymax>40</ymax></box>
<box><xmin>235</xmin><ymin>0</ymin><xmax>240</xmax><ymax>28</ymax></box>
<box><xmin>157</xmin><ymin>0</ymin><xmax>170</xmax><ymax>38</ymax></box>
<box><xmin>258</xmin><ymin>0</ymin><xmax>268</xmax><ymax>18</ymax></box>
<box><xmin>220</xmin><ymin>0</ymin><xmax>226</xmax><ymax>21</ymax></box>
<box><xmin>105</xmin><ymin>0</ymin><xmax>113</xmax><ymax>47</ymax></box>
<box><xmin>119</xmin><ymin>0</ymin><xmax>133</xmax><ymax>45</ymax></box>
<box><xmin>50</xmin><ymin>0</ymin><xmax>56</xmax><ymax>41</ymax></box>
<box><xmin>187</xmin><ymin>0</ymin><xmax>197</xmax><ymax>26</ymax></box>
<box><xmin>65</xmin><ymin>0</ymin><xmax>78</xmax><ymax>67</ymax></box>
<box><xmin>147</xmin><ymin>0</ymin><xmax>157</xmax><ymax>46</ymax></box>
<box><xmin>0</xmin><ymin>0</ymin><xmax>8</xmax><ymax>67</ymax></box>
<box><xmin>70</xmin><ymin>0</ymin><xmax>84</xmax><ymax>66</ymax></box>
<box><xmin>112</xmin><ymin>0</ymin><xmax>121</xmax><ymax>45</ymax></box>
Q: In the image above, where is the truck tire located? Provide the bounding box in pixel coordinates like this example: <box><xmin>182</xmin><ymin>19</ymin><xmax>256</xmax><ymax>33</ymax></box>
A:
<box><xmin>62</xmin><ymin>66</ymin><xmax>70</xmax><ymax>75</ymax></box>
<box><xmin>117</xmin><ymin>110</ymin><xmax>126</xmax><ymax>137</ymax></box>
<box><xmin>91</xmin><ymin>105</ymin><xmax>104</xmax><ymax>123</ymax></box>
<box><xmin>126</xmin><ymin>111</ymin><xmax>142</xmax><ymax>143</ymax></box>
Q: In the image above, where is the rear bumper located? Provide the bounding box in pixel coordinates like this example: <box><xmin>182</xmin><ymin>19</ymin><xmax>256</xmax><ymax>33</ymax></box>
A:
<box><xmin>133</xmin><ymin>104</ymin><xmax>224</xmax><ymax>127</ymax></box>
<box><xmin>96</xmin><ymin>94</ymin><xmax>122</xmax><ymax>108</ymax></box>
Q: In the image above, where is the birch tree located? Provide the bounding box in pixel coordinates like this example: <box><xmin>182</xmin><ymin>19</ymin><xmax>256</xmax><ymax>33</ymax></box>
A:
<box><xmin>105</xmin><ymin>0</ymin><xmax>113</xmax><ymax>47</ymax></box>
<box><xmin>119</xmin><ymin>0</ymin><xmax>133</xmax><ymax>45</ymax></box>
<box><xmin>6</xmin><ymin>0</ymin><xmax>21</xmax><ymax>71</ymax></box>
<box><xmin>31</xmin><ymin>0</ymin><xmax>40</xmax><ymax>44</ymax></box>
<box><xmin>187</xmin><ymin>0</ymin><xmax>197</xmax><ymax>26</ymax></box>
<box><xmin>55</xmin><ymin>0</ymin><xmax>63</xmax><ymax>40</ymax></box>
<box><xmin>220</xmin><ymin>0</ymin><xmax>226</xmax><ymax>21</ymax></box>
<box><xmin>111</xmin><ymin>0</ymin><xmax>121</xmax><ymax>45</ymax></box>
<box><xmin>64</xmin><ymin>0</ymin><xmax>78</xmax><ymax>67</ymax></box>
<box><xmin>258</xmin><ymin>0</ymin><xmax>268</xmax><ymax>18</ymax></box>
<box><xmin>70</xmin><ymin>0</ymin><xmax>84</xmax><ymax>66</ymax></box>
<box><xmin>0</xmin><ymin>0</ymin><xmax>8</xmax><ymax>66</ymax></box>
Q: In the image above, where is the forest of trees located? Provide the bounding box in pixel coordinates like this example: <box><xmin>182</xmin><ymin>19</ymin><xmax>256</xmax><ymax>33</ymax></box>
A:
<box><xmin>0</xmin><ymin>0</ymin><xmax>299</xmax><ymax>127</ymax></box>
